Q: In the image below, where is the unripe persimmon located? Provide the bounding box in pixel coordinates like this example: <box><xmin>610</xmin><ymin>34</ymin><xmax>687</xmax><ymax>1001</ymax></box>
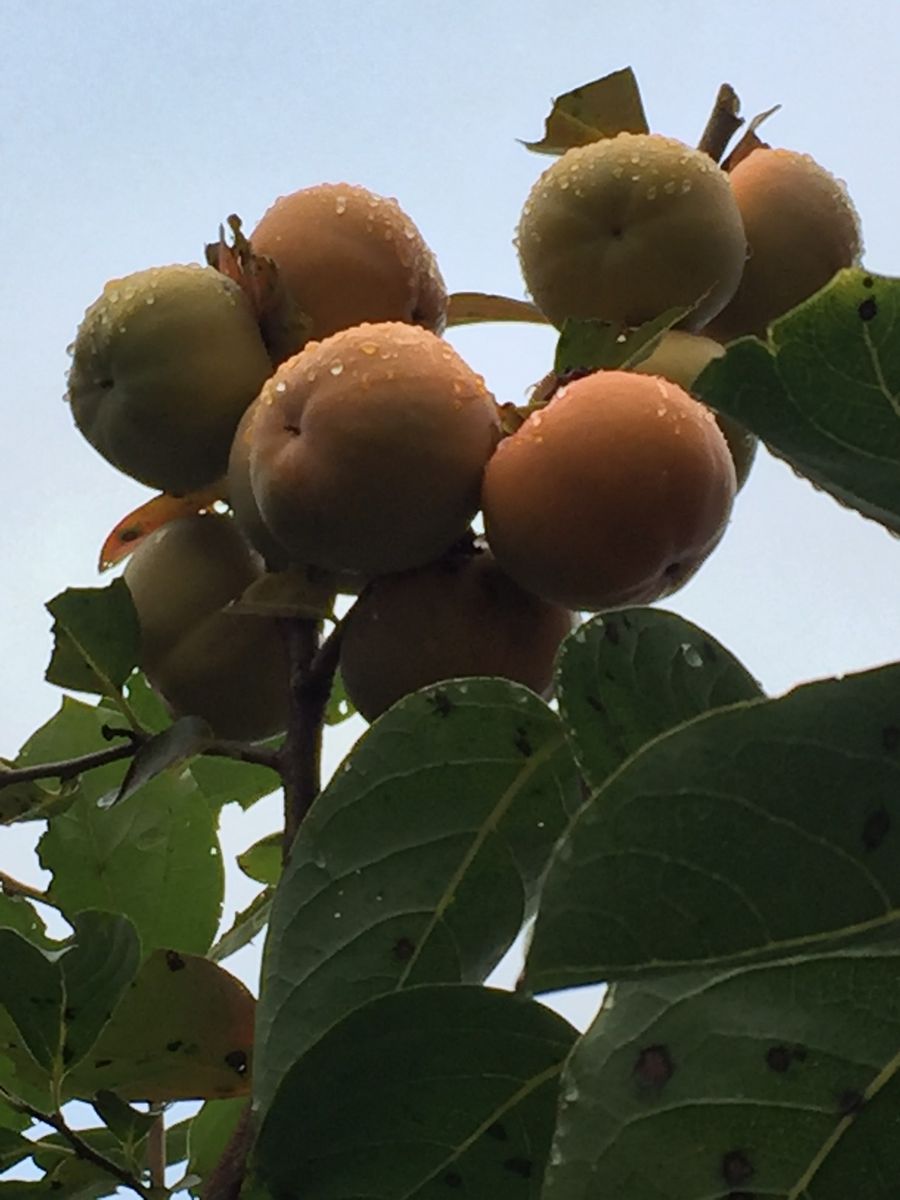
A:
<box><xmin>516</xmin><ymin>133</ymin><xmax>746</xmax><ymax>331</ymax></box>
<box><xmin>251</xmin><ymin>183</ymin><xmax>448</xmax><ymax>345</ymax></box>
<box><xmin>239</xmin><ymin>322</ymin><xmax>500</xmax><ymax>576</ymax></box>
<box><xmin>67</xmin><ymin>265</ymin><xmax>273</xmax><ymax>494</ymax></box>
<box><xmin>634</xmin><ymin>331</ymin><xmax>757</xmax><ymax>491</ymax></box>
<box><xmin>124</xmin><ymin>514</ymin><xmax>289</xmax><ymax>740</ymax></box>
<box><xmin>482</xmin><ymin>371</ymin><xmax>736</xmax><ymax>610</ymax></box>
<box><xmin>704</xmin><ymin>147</ymin><xmax>862</xmax><ymax>342</ymax></box>
<box><xmin>339</xmin><ymin>548</ymin><xmax>573</xmax><ymax>721</ymax></box>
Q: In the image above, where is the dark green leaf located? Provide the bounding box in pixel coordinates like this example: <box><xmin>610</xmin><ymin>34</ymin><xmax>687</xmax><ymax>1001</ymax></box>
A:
<box><xmin>59</xmin><ymin>912</ymin><xmax>141</xmax><ymax>1068</ymax></box>
<box><xmin>0</xmin><ymin>896</ymin><xmax>52</xmax><ymax>949</ymax></box>
<box><xmin>237</xmin><ymin>834</ymin><xmax>281</xmax><ymax>886</ymax></box>
<box><xmin>544</xmin><ymin>946</ymin><xmax>900</xmax><ymax>1200</ymax></box>
<box><xmin>91</xmin><ymin>1089</ymin><xmax>158</xmax><ymax>1145</ymax></box>
<box><xmin>0</xmin><ymin>1127</ymin><xmax>35</xmax><ymax>1172</ymax></box>
<box><xmin>557</xmin><ymin>609</ymin><xmax>763</xmax><ymax>790</ymax></box>
<box><xmin>44</xmin><ymin>581</ymin><xmax>140</xmax><ymax>698</ymax></box>
<box><xmin>0</xmin><ymin>762</ymin><xmax>76</xmax><ymax>825</ymax></box>
<box><xmin>39</xmin><ymin>765</ymin><xmax>223</xmax><ymax>956</ymax></box>
<box><xmin>324</xmin><ymin>669</ymin><xmax>355</xmax><ymax>726</ymax></box>
<box><xmin>695</xmin><ymin>268</ymin><xmax>900</xmax><ymax>533</ymax></box>
<box><xmin>255</xmin><ymin>985</ymin><xmax>576</xmax><ymax>1200</ymax></box>
<box><xmin>527</xmin><ymin>663</ymin><xmax>900</xmax><ymax>992</ymax></box>
<box><xmin>255</xmin><ymin>679</ymin><xmax>580</xmax><ymax>1114</ymax></box>
<box><xmin>0</xmin><ymin>930</ymin><xmax>63</xmax><ymax>1072</ymax></box>
<box><xmin>209</xmin><ymin>890</ymin><xmax>272</xmax><ymax>963</ymax></box>
<box><xmin>522</xmin><ymin>67</ymin><xmax>649</xmax><ymax>155</ymax></box>
<box><xmin>101</xmin><ymin>716</ymin><xmax>212</xmax><ymax>809</ymax></box>
<box><xmin>123</xmin><ymin>672</ymin><xmax>171</xmax><ymax>734</ymax></box>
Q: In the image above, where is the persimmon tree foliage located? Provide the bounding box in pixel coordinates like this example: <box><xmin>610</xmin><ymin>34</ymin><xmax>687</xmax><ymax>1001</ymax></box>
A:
<box><xmin>1</xmin><ymin>67</ymin><xmax>897</xmax><ymax>1200</ymax></box>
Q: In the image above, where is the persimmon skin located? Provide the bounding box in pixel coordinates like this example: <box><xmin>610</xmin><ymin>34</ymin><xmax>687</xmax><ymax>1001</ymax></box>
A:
<box><xmin>340</xmin><ymin>549</ymin><xmax>573</xmax><ymax>721</ymax></box>
<box><xmin>516</xmin><ymin>133</ymin><xmax>746</xmax><ymax>331</ymax></box>
<box><xmin>482</xmin><ymin>371</ymin><xmax>736</xmax><ymax>611</ymax></box>
<box><xmin>67</xmin><ymin>265</ymin><xmax>273</xmax><ymax>494</ymax></box>
<box><xmin>243</xmin><ymin>322</ymin><xmax>501</xmax><ymax>576</ymax></box>
<box><xmin>124</xmin><ymin>514</ymin><xmax>289</xmax><ymax>741</ymax></box>
<box><xmin>251</xmin><ymin>183</ymin><xmax>448</xmax><ymax>345</ymax></box>
<box><xmin>634</xmin><ymin>331</ymin><xmax>757</xmax><ymax>491</ymax></box>
<box><xmin>704</xmin><ymin>148</ymin><xmax>862</xmax><ymax>342</ymax></box>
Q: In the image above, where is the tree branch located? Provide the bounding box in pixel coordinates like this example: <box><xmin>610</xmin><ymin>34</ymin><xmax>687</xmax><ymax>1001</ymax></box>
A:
<box><xmin>147</xmin><ymin>1106</ymin><xmax>166</xmax><ymax>1189</ymax></box>
<box><xmin>697</xmin><ymin>82</ymin><xmax>743</xmax><ymax>163</ymax></box>
<box><xmin>3</xmin><ymin>1093</ymin><xmax>153</xmax><ymax>1199</ymax></box>
<box><xmin>278</xmin><ymin>618</ymin><xmax>325</xmax><ymax>861</ymax></box>
<box><xmin>0</xmin><ymin>740</ymin><xmax>140</xmax><ymax>790</ymax></box>
<box><xmin>199</xmin><ymin>1102</ymin><xmax>254</xmax><ymax>1200</ymax></box>
<box><xmin>204</xmin><ymin>739</ymin><xmax>282</xmax><ymax>771</ymax></box>
<box><xmin>0</xmin><ymin>870</ymin><xmax>60</xmax><ymax>910</ymax></box>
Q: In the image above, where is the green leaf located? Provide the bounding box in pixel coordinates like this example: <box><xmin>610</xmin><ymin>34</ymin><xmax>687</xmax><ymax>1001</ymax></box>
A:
<box><xmin>237</xmin><ymin>833</ymin><xmax>281</xmax><ymax>886</ymax></box>
<box><xmin>324</xmin><ymin>669</ymin><xmax>355</xmax><ymax>726</ymax></box>
<box><xmin>255</xmin><ymin>985</ymin><xmax>577</xmax><ymax>1200</ymax></box>
<box><xmin>13</xmin><ymin>698</ymin><xmax>126</xmax><ymax>801</ymax></box>
<box><xmin>101</xmin><ymin>716</ymin><xmax>212</xmax><ymax>809</ymax></box>
<box><xmin>557</xmin><ymin>609</ymin><xmax>763</xmax><ymax>791</ymax></box>
<box><xmin>44</xmin><ymin>581</ymin><xmax>140</xmax><ymax>699</ymax></box>
<box><xmin>39</xmin><ymin>767</ymin><xmax>223</xmax><ymax>956</ymax></box>
<box><xmin>91</xmin><ymin>1089</ymin><xmax>159</xmax><ymax>1146</ymax></box>
<box><xmin>0</xmin><ymin>930</ymin><xmax>63</xmax><ymax>1073</ymax></box>
<box><xmin>553</xmin><ymin>309</ymin><xmax>689</xmax><ymax>377</ymax></box>
<box><xmin>0</xmin><ymin>762</ymin><xmax>76</xmax><ymax>825</ymax></box>
<box><xmin>544</xmin><ymin>946</ymin><xmax>900</xmax><ymax>1200</ymax></box>
<box><xmin>0</xmin><ymin>1127</ymin><xmax>35</xmax><ymax>1172</ymax></box>
<box><xmin>695</xmin><ymin>268</ymin><xmax>900</xmax><ymax>533</ymax></box>
<box><xmin>526</xmin><ymin>662</ymin><xmax>900</xmax><ymax>992</ymax></box>
<box><xmin>209</xmin><ymin>889</ymin><xmax>273</xmax><ymax>963</ymax></box>
<box><xmin>255</xmin><ymin>679</ymin><xmax>580</xmax><ymax>1114</ymax></box>
<box><xmin>185</xmin><ymin>1097</ymin><xmax>249</xmax><ymax>1196</ymax></box>
<box><xmin>67</xmin><ymin>950</ymin><xmax>254</xmax><ymax>1103</ymax></box>
<box><xmin>123</xmin><ymin>671</ymin><xmax>171</xmax><ymax>734</ymax></box>
<box><xmin>189</xmin><ymin>754</ymin><xmax>281</xmax><ymax>811</ymax></box>
<box><xmin>522</xmin><ymin>67</ymin><xmax>649</xmax><ymax>155</ymax></box>
<box><xmin>445</xmin><ymin>292</ymin><xmax>549</xmax><ymax>327</ymax></box>
<box><xmin>0</xmin><ymin>896</ymin><xmax>52</xmax><ymax>949</ymax></box>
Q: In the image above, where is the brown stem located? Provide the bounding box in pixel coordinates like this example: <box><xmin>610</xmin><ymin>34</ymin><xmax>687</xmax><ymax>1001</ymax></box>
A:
<box><xmin>204</xmin><ymin>740</ymin><xmax>281</xmax><ymax>771</ymax></box>
<box><xmin>0</xmin><ymin>740</ymin><xmax>140</xmax><ymax>790</ymax></box>
<box><xmin>199</xmin><ymin>1102</ymin><xmax>254</xmax><ymax>1200</ymax></box>
<box><xmin>147</xmin><ymin>1107</ymin><xmax>166</xmax><ymax>1189</ymax></box>
<box><xmin>278</xmin><ymin>618</ymin><xmax>327</xmax><ymax>862</ymax></box>
<box><xmin>2</xmin><ymin>1093</ymin><xmax>153</xmax><ymax>1199</ymax></box>
<box><xmin>0</xmin><ymin>871</ymin><xmax>59</xmax><ymax>909</ymax></box>
<box><xmin>697</xmin><ymin>83</ymin><xmax>743</xmax><ymax>163</ymax></box>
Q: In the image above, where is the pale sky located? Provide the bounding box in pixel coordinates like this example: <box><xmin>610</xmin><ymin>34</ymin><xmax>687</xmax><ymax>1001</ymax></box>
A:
<box><xmin>3</xmin><ymin>0</ymin><xmax>900</xmax><ymax>1189</ymax></box>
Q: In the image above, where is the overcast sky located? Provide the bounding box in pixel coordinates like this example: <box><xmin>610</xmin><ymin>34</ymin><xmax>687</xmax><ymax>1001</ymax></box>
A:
<box><xmin>3</xmin><ymin>4</ymin><xmax>900</xmax><ymax>1182</ymax></box>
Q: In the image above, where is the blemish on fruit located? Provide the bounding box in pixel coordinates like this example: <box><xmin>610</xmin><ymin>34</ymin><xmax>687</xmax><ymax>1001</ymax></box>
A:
<box><xmin>224</xmin><ymin>1049</ymin><xmax>248</xmax><ymax>1075</ymax></box>
<box><xmin>504</xmin><ymin>1157</ymin><xmax>533</xmax><ymax>1178</ymax></box>
<box><xmin>633</xmin><ymin>1043</ymin><xmax>674</xmax><ymax>1089</ymax></box>
<box><xmin>721</xmin><ymin>1149</ymin><xmax>754</xmax><ymax>1187</ymax></box>
<box><xmin>862</xmin><ymin>806</ymin><xmax>890</xmax><ymax>852</ymax></box>
<box><xmin>858</xmin><ymin>297</ymin><xmax>878</xmax><ymax>321</ymax></box>
<box><xmin>165</xmin><ymin>950</ymin><xmax>186</xmax><ymax>972</ymax></box>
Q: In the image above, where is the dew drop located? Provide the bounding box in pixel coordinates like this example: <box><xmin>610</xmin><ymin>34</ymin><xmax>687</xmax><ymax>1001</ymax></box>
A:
<box><xmin>681</xmin><ymin>643</ymin><xmax>703</xmax><ymax>668</ymax></box>
<box><xmin>360</xmin><ymin>342</ymin><xmax>378</xmax><ymax>355</ymax></box>
<box><xmin>611</xmin><ymin>165</ymin><xmax>624</xmax><ymax>179</ymax></box>
<box><xmin>646</xmin><ymin>185</ymin><xmax>657</xmax><ymax>200</ymax></box>
<box><xmin>275</xmin><ymin>381</ymin><xmax>287</xmax><ymax>394</ymax></box>
<box><xmin>145</xmin><ymin>296</ymin><xmax>156</xmax><ymax>306</ymax></box>
<box><xmin>335</xmin><ymin>195</ymin><xmax>348</xmax><ymax>215</ymax></box>
<box><xmin>681</xmin><ymin>179</ymin><xmax>692</xmax><ymax>194</ymax></box>
<box><xmin>663</xmin><ymin>180</ymin><xmax>677</xmax><ymax>194</ymax></box>
<box><xmin>559</xmin><ymin>179</ymin><xmax>570</xmax><ymax>191</ymax></box>
<box><xmin>333</xmin><ymin>911</ymin><xmax>342</xmax><ymax>919</ymax></box>
<box><xmin>330</xmin><ymin>362</ymin><xmax>344</xmax><ymax>376</ymax></box>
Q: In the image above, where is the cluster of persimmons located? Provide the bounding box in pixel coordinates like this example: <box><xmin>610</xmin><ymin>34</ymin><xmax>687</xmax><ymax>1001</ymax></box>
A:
<box><xmin>64</xmin><ymin>111</ymin><xmax>861</xmax><ymax>739</ymax></box>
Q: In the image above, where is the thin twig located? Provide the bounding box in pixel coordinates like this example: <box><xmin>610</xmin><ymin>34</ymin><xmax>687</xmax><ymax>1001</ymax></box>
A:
<box><xmin>147</xmin><ymin>1106</ymin><xmax>166</xmax><ymax>1189</ymax></box>
<box><xmin>697</xmin><ymin>82</ymin><xmax>743</xmax><ymax>163</ymax></box>
<box><xmin>2</xmin><ymin>1093</ymin><xmax>153</xmax><ymax>1199</ymax></box>
<box><xmin>199</xmin><ymin>1102</ymin><xmax>254</xmax><ymax>1200</ymax></box>
<box><xmin>204</xmin><ymin>739</ymin><xmax>282</xmax><ymax>771</ymax></box>
<box><xmin>0</xmin><ymin>871</ymin><xmax>60</xmax><ymax>910</ymax></box>
<box><xmin>278</xmin><ymin>618</ymin><xmax>325</xmax><ymax>861</ymax></box>
<box><xmin>0</xmin><ymin>741</ymin><xmax>140</xmax><ymax>790</ymax></box>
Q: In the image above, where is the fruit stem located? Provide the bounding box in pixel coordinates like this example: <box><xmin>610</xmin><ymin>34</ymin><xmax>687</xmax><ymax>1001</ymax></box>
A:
<box><xmin>278</xmin><ymin>617</ymin><xmax>329</xmax><ymax>863</ymax></box>
<box><xmin>697</xmin><ymin>83</ymin><xmax>743</xmax><ymax>163</ymax></box>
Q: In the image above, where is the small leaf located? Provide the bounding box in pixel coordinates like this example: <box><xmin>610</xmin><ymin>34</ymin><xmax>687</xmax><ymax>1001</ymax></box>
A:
<box><xmin>101</xmin><ymin>716</ymin><xmax>212</xmax><ymax>809</ymax></box>
<box><xmin>255</xmin><ymin>985</ymin><xmax>577</xmax><ymax>1199</ymax></box>
<box><xmin>544</xmin><ymin>947</ymin><xmax>900</xmax><ymax>1200</ymax></box>
<box><xmin>45</xmin><ymin>582</ymin><xmax>140</xmax><ymax>699</ymax></box>
<box><xmin>557</xmin><ymin>609</ymin><xmax>763</xmax><ymax>791</ymax></box>
<box><xmin>324</xmin><ymin>669</ymin><xmax>355</xmax><ymax>726</ymax></box>
<box><xmin>0</xmin><ymin>896</ymin><xmax>52</xmax><ymax>949</ymax></box>
<box><xmin>237</xmin><ymin>833</ymin><xmax>282</xmax><ymax>886</ymax></box>
<box><xmin>695</xmin><ymin>268</ymin><xmax>900</xmax><ymax>533</ymax></box>
<box><xmin>522</xmin><ymin>67</ymin><xmax>649</xmax><ymax>155</ymax></box>
<box><xmin>527</xmin><ymin>662</ymin><xmax>900</xmax><ymax>992</ymax></box>
<box><xmin>98</xmin><ymin>485</ymin><xmax>225</xmax><ymax>571</ymax></box>
<box><xmin>445</xmin><ymin>291</ymin><xmax>549</xmax><ymax>327</ymax></box>
<box><xmin>190</xmin><ymin>754</ymin><xmax>281</xmax><ymax>811</ymax></box>
<box><xmin>254</xmin><ymin>679</ymin><xmax>580</xmax><ymax>1114</ymax></box>
<box><xmin>92</xmin><ymin>1089</ymin><xmax>159</xmax><ymax>1145</ymax></box>
<box><xmin>185</xmin><ymin>1098</ymin><xmax>249</xmax><ymax>1195</ymax></box>
<box><xmin>59</xmin><ymin>912</ymin><xmax>142</xmax><ymax>1069</ymax></box>
<box><xmin>0</xmin><ymin>1128</ymin><xmax>35</xmax><ymax>1173</ymax></box>
<box><xmin>553</xmin><ymin>309</ymin><xmax>691</xmax><ymax>377</ymax></box>
<box><xmin>66</xmin><ymin>950</ymin><xmax>255</xmax><ymax>1102</ymax></box>
<box><xmin>209</xmin><ymin>889</ymin><xmax>273</xmax><ymax>963</ymax></box>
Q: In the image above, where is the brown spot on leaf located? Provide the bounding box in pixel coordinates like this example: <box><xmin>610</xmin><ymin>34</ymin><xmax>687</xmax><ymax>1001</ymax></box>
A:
<box><xmin>94</xmin><ymin>1058</ymin><xmax>113</xmax><ymax>1069</ymax></box>
<box><xmin>224</xmin><ymin>1049</ymin><xmax>248</xmax><ymax>1075</ymax></box>
<box><xmin>587</xmin><ymin>694</ymin><xmax>605</xmax><ymax>714</ymax></box>
<box><xmin>165</xmin><ymin>950</ymin><xmax>186</xmax><ymax>972</ymax></box>
<box><xmin>766</xmin><ymin>1045</ymin><xmax>792</xmax><ymax>1073</ymax></box>
<box><xmin>633</xmin><ymin>1044</ymin><xmax>674</xmax><ymax>1090</ymax></box>
<box><xmin>514</xmin><ymin>727</ymin><xmax>533</xmax><ymax>757</ymax></box>
<box><xmin>393</xmin><ymin>936</ymin><xmax>416</xmax><ymax>963</ymax></box>
<box><xmin>487</xmin><ymin>1122</ymin><xmax>508</xmax><ymax>1141</ymax></box>
<box><xmin>863</xmin><ymin>276</ymin><xmax>874</xmax><ymax>288</ymax></box>
<box><xmin>862</xmin><ymin>807</ymin><xmax>890</xmax><ymax>852</ymax></box>
<box><xmin>429</xmin><ymin>690</ymin><xmax>453</xmax><ymax>718</ymax></box>
<box><xmin>722</xmin><ymin>1150</ymin><xmax>754</xmax><ymax>1187</ymax></box>
<box><xmin>604</xmin><ymin>620</ymin><xmax>620</xmax><ymax>645</ymax></box>
<box><xmin>858</xmin><ymin>297</ymin><xmax>878</xmax><ymax>321</ymax></box>
<box><xmin>443</xmin><ymin>1170</ymin><xmax>463</xmax><ymax>1188</ymax></box>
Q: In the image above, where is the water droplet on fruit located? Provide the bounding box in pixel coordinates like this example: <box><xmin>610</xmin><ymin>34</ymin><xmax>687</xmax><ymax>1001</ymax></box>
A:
<box><xmin>559</xmin><ymin>179</ymin><xmax>570</xmax><ymax>190</ymax></box>
<box><xmin>330</xmin><ymin>362</ymin><xmax>344</xmax><ymax>376</ymax></box>
<box><xmin>612</xmin><ymin>166</ymin><xmax>623</xmax><ymax>179</ymax></box>
<box><xmin>145</xmin><ymin>296</ymin><xmax>155</xmax><ymax>305</ymax></box>
<box><xmin>335</xmin><ymin>195</ymin><xmax>348</xmax><ymax>214</ymax></box>
<box><xmin>275</xmin><ymin>381</ymin><xmax>287</xmax><ymax>394</ymax></box>
<box><xmin>663</xmin><ymin>180</ymin><xmax>677</xmax><ymax>194</ymax></box>
<box><xmin>646</xmin><ymin>185</ymin><xmax>657</xmax><ymax>199</ymax></box>
<box><xmin>360</xmin><ymin>342</ymin><xmax>378</xmax><ymax>355</ymax></box>
<box><xmin>681</xmin><ymin>179</ymin><xmax>692</xmax><ymax>194</ymax></box>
